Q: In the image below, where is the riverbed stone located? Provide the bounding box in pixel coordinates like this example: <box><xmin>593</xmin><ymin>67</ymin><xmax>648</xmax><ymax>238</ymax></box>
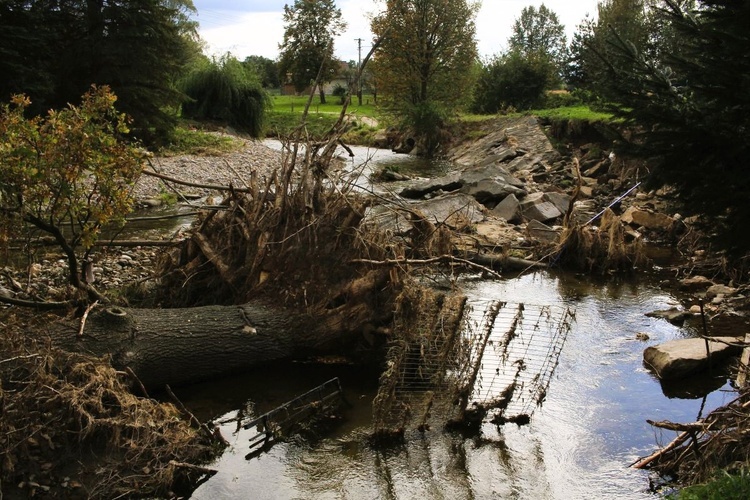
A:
<box><xmin>492</xmin><ymin>194</ymin><xmax>521</xmax><ymax>223</ymax></box>
<box><xmin>644</xmin><ymin>336</ymin><xmax>743</xmax><ymax>380</ymax></box>
<box><xmin>706</xmin><ymin>284</ymin><xmax>737</xmax><ymax>300</ymax></box>
<box><xmin>645</xmin><ymin>307</ymin><xmax>693</xmax><ymax>326</ymax></box>
<box><xmin>621</xmin><ymin>206</ymin><xmax>675</xmax><ymax>231</ymax></box>
<box><xmin>526</xmin><ymin>219</ymin><xmax>559</xmax><ymax>243</ymax></box>
<box><xmin>543</xmin><ymin>192</ymin><xmax>572</xmax><ymax>215</ymax></box>
<box><xmin>679</xmin><ymin>275</ymin><xmax>714</xmax><ymax>292</ymax></box>
<box><xmin>520</xmin><ymin>193</ymin><xmax>563</xmax><ymax>223</ymax></box>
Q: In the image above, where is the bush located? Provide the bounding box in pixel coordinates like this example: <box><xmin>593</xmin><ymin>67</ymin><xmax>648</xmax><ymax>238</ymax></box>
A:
<box><xmin>403</xmin><ymin>101</ymin><xmax>448</xmax><ymax>156</ymax></box>
<box><xmin>180</xmin><ymin>55</ymin><xmax>270</xmax><ymax>137</ymax></box>
<box><xmin>471</xmin><ymin>51</ymin><xmax>557</xmax><ymax>114</ymax></box>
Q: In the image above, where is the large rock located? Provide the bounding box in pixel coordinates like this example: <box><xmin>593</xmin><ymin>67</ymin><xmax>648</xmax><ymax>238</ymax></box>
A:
<box><xmin>621</xmin><ymin>206</ymin><xmax>675</xmax><ymax>231</ymax></box>
<box><xmin>543</xmin><ymin>192</ymin><xmax>572</xmax><ymax>215</ymax></box>
<box><xmin>706</xmin><ymin>284</ymin><xmax>738</xmax><ymax>300</ymax></box>
<box><xmin>678</xmin><ymin>275</ymin><xmax>714</xmax><ymax>292</ymax></box>
<box><xmin>520</xmin><ymin>192</ymin><xmax>562</xmax><ymax>223</ymax></box>
<box><xmin>526</xmin><ymin>219</ymin><xmax>559</xmax><ymax>244</ymax></box>
<box><xmin>400</xmin><ymin>164</ymin><xmax>526</xmax><ymax>204</ymax></box>
<box><xmin>492</xmin><ymin>194</ymin><xmax>521</xmax><ymax>223</ymax></box>
<box><xmin>644</xmin><ymin>336</ymin><xmax>743</xmax><ymax>380</ymax></box>
<box><xmin>645</xmin><ymin>307</ymin><xmax>693</xmax><ymax>326</ymax></box>
<box><xmin>363</xmin><ymin>193</ymin><xmax>485</xmax><ymax>234</ymax></box>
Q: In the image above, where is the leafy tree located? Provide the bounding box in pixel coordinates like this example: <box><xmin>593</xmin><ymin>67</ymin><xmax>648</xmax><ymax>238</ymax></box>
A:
<box><xmin>508</xmin><ymin>4</ymin><xmax>568</xmax><ymax>83</ymax></box>
<box><xmin>567</xmin><ymin>0</ymin><xmax>649</xmax><ymax>97</ymax></box>
<box><xmin>0</xmin><ymin>86</ymin><xmax>145</xmax><ymax>302</ymax></box>
<box><xmin>0</xmin><ymin>0</ymin><xmax>201</xmax><ymax>147</ymax></box>
<box><xmin>243</xmin><ymin>55</ymin><xmax>281</xmax><ymax>89</ymax></box>
<box><xmin>371</xmin><ymin>0</ymin><xmax>479</xmax><ymax>155</ymax></box>
<box><xmin>602</xmin><ymin>0</ymin><xmax>750</xmax><ymax>251</ymax></box>
<box><xmin>181</xmin><ymin>55</ymin><xmax>269</xmax><ymax>137</ymax></box>
<box><xmin>471</xmin><ymin>51</ymin><xmax>556</xmax><ymax>113</ymax></box>
<box><xmin>278</xmin><ymin>0</ymin><xmax>346</xmax><ymax>104</ymax></box>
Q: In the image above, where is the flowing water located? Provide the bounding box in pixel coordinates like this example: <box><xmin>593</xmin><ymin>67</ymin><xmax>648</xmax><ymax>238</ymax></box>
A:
<box><xmin>179</xmin><ymin>270</ymin><xmax>737</xmax><ymax>500</ymax></box>
<box><xmin>155</xmin><ymin>144</ymin><xmax>738</xmax><ymax>498</ymax></box>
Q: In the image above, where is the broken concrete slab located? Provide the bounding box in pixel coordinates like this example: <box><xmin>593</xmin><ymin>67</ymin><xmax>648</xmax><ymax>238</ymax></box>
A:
<box><xmin>621</xmin><ymin>206</ymin><xmax>675</xmax><ymax>232</ymax></box>
<box><xmin>526</xmin><ymin>219</ymin><xmax>559</xmax><ymax>244</ymax></box>
<box><xmin>644</xmin><ymin>336</ymin><xmax>743</xmax><ymax>380</ymax></box>
<box><xmin>520</xmin><ymin>193</ymin><xmax>563</xmax><ymax>223</ymax></box>
<box><xmin>492</xmin><ymin>194</ymin><xmax>521</xmax><ymax>223</ymax></box>
<box><xmin>362</xmin><ymin>193</ymin><xmax>485</xmax><ymax>234</ymax></box>
<box><xmin>400</xmin><ymin>164</ymin><xmax>526</xmax><ymax>205</ymax></box>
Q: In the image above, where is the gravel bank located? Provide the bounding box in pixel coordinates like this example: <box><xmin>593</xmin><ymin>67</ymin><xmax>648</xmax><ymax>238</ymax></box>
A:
<box><xmin>134</xmin><ymin>137</ymin><xmax>284</xmax><ymax>201</ymax></box>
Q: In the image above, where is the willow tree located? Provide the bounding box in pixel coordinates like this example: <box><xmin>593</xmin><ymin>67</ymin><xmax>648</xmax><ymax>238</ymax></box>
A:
<box><xmin>278</xmin><ymin>0</ymin><xmax>346</xmax><ymax>104</ymax></box>
<box><xmin>371</xmin><ymin>0</ymin><xmax>479</xmax><ymax>155</ymax></box>
<box><xmin>180</xmin><ymin>55</ymin><xmax>269</xmax><ymax>137</ymax></box>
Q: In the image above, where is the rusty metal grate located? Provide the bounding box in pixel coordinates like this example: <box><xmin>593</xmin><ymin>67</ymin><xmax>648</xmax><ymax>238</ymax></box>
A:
<box><xmin>372</xmin><ymin>300</ymin><xmax>575</xmax><ymax>435</ymax></box>
<box><xmin>243</xmin><ymin>377</ymin><xmax>345</xmax><ymax>459</ymax></box>
<box><xmin>460</xmin><ymin>300</ymin><xmax>575</xmax><ymax>424</ymax></box>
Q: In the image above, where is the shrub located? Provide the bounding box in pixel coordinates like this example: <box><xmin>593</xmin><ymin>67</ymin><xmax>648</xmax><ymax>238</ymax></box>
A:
<box><xmin>180</xmin><ymin>55</ymin><xmax>269</xmax><ymax>137</ymax></box>
<box><xmin>471</xmin><ymin>51</ymin><xmax>557</xmax><ymax>114</ymax></box>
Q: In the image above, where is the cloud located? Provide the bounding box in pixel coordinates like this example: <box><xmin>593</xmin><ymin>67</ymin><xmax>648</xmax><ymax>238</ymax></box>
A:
<box><xmin>193</xmin><ymin>0</ymin><xmax>599</xmax><ymax>62</ymax></box>
<box><xmin>191</xmin><ymin>0</ymin><xmax>286</xmax><ymax>14</ymax></box>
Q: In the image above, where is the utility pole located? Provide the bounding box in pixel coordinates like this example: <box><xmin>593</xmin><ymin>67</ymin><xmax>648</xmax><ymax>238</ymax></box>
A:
<box><xmin>355</xmin><ymin>37</ymin><xmax>364</xmax><ymax>106</ymax></box>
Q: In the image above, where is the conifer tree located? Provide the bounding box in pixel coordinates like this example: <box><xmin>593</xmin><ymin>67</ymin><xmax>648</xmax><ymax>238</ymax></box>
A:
<box><xmin>604</xmin><ymin>0</ymin><xmax>750</xmax><ymax>251</ymax></box>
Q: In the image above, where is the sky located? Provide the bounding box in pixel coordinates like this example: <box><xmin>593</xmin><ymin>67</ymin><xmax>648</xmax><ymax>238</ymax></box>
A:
<box><xmin>190</xmin><ymin>0</ymin><xmax>601</xmax><ymax>63</ymax></box>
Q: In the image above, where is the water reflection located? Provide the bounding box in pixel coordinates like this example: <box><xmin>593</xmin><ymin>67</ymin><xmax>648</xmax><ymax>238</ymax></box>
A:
<box><xmin>185</xmin><ymin>271</ymin><xmax>739</xmax><ymax>499</ymax></box>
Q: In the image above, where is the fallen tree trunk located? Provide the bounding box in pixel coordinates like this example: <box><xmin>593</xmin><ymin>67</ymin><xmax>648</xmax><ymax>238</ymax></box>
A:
<box><xmin>52</xmin><ymin>270</ymin><xmax>393</xmax><ymax>388</ymax></box>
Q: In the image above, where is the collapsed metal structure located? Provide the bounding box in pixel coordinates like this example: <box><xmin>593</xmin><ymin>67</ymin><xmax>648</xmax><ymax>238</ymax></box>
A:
<box><xmin>372</xmin><ymin>299</ymin><xmax>575</xmax><ymax>435</ymax></box>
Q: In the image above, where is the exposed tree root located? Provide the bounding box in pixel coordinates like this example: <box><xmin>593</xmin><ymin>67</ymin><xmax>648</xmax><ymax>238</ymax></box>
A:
<box><xmin>0</xmin><ymin>312</ymin><xmax>219</xmax><ymax>499</ymax></box>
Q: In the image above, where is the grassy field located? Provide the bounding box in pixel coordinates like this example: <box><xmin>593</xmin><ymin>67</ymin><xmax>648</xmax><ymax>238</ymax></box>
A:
<box><xmin>166</xmin><ymin>99</ymin><xmax>617</xmax><ymax>153</ymax></box>
<box><xmin>527</xmin><ymin>105</ymin><xmax>615</xmax><ymax>122</ymax></box>
<box><xmin>269</xmin><ymin>94</ymin><xmax>380</xmax><ymax>117</ymax></box>
<box><xmin>265</xmin><ymin>94</ymin><xmax>383</xmax><ymax>143</ymax></box>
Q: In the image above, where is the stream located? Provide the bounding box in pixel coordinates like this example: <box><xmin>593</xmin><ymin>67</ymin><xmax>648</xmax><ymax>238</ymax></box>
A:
<box><xmin>165</xmin><ymin>144</ymin><xmax>737</xmax><ymax>498</ymax></box>
<box><xmin>177</xmin><ymin>270</ymin><xmax>736</xmax><ymax>500</ymax></box>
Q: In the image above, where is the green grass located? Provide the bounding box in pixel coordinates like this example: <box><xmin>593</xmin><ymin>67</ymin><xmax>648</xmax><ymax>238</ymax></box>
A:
<box><xmin>265</xmin><ymin>94</ymin><xmax>383</xmax><ymax>143</ymax></box>
<box><xmin>458</xmin><ymin>105</ymin><xmax>615</xmax><ymax>126</ymax></box>
<box><xmin>527</xmin><ymin>105</ymin><xmax>615</xmax><ymax>122</ymax></box>
<box><xmin>160</xmin><ymin>124</ymin><xmax>245</xmax><ymax>156</ymax></box>
<box><xmin>670</xmin><ymin>469</ymin><xmax>750</xmax><ymax>500</ymax></box>
<box><xmin>269</xmin><ymin>94</ymin><xmax>380</xmax><ymax>118</ymax></box>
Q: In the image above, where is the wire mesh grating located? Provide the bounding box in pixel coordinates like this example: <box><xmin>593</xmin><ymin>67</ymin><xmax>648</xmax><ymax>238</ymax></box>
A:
<box><xmin>372</xmin><ymin>299</ymin><xmax>575</xmax><ymax>434</ymax></box>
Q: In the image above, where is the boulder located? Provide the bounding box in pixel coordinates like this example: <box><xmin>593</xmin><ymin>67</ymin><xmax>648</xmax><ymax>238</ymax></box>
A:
<box><xmin>621</xmin><ymin>206</ymin><xmax>675</xmax><ymax>232</ymax></box>
<box><xmin>679</xmin><ymin>275</ymin><xmax>714</xmax><ymax>292</ymax></box>
<box><xmin>526</xmin><ymin>219</ymin><xmax>559</xmax><ymax>244</ymax></box>
<box><xmin>459</xmin><ymin>177</ymin><xmax>527</xmax><ymax>205</ymax></box>
<box><xmin>644</xmin><ymin>336</ymin><xmax>743</xmax><ymax>380</ymax></box>
<box><xmin>520</xmin><ymin>193</ymin><xmax>562</xmax><ymax>223</ymax></box>
<box><xmin>363</xmin><ymin>193</ymin><xmax>485</xmax><ymax>234</ymax></box>
<box><xmin>645</xmin><ymin>307</ymin><xmax>693</xmax><ymax>326</ymax></box>
<box><xmin>543</xmin><ymin>192</ymin><xmax>572</xmax><ymax>215</ymax></box>
<box><xmin>492</xmin><ymin>194</ymin><xmax>521</xmax><ymax>223</ymax></box>
<box><xmin>412</xmin><ymin>193</ymin><xmax>486</xmax><ymax>229</ymax></box>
